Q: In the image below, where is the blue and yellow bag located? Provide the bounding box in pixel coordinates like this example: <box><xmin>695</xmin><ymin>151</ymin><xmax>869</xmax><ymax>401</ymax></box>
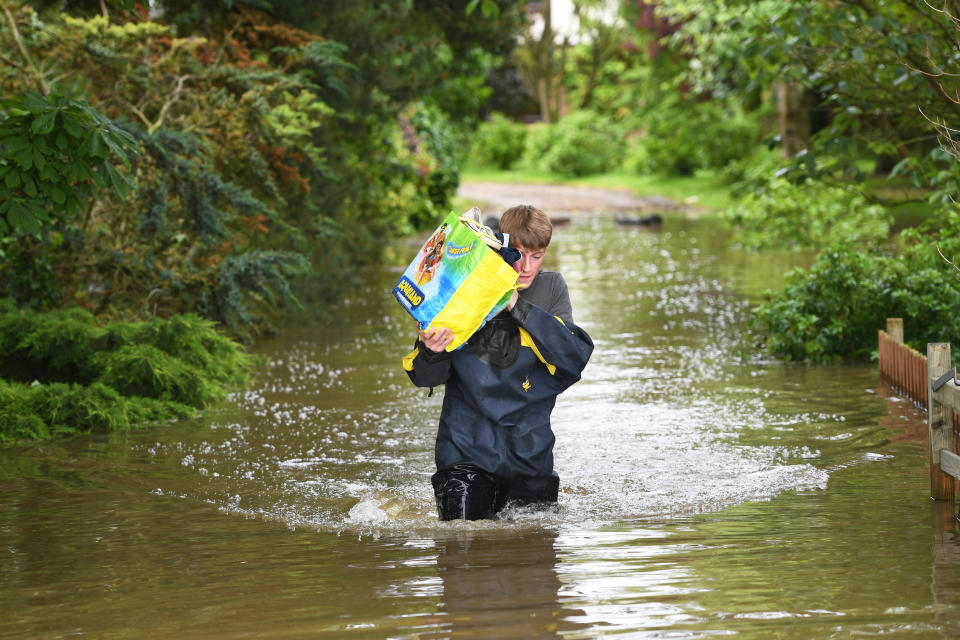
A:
<box><xmin>393</xmin><ymin>208</ymin><xmax>518</xmax><ymax>351</ymax></box>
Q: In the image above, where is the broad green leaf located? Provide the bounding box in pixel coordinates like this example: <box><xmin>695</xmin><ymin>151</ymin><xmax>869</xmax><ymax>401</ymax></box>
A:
<box><xmin>61</xmin><ymin>114</ymin><xmax>83</xmax><ymax>138</ymax></box>
<box><xmin>4</xmin><ymin>170</ymin><xmax>20</xmax><ymax>189</ymax></box>
<box><xmin>102</xmin><ymin>134</ymin><xmax>133</xmax><ymax>165</ymax></box>
<box><xmin>64</xmin><ymin>192</ymin><xmax>82</xmax><ymax>215</ymax></box>
<box><xmin>32</xmin><ymin>147</ymin><xmax>46</xmax><ymax>170</ymax></box>
<box><xmin>114</xmin><ymin>128</ymin><xmax>138</xmax><ymax>149</ymax></box>
<box><xmin>19</xmin><ymin>91</ymin><xmax>52</xmax><ymax>114</ymax></box>
<box><xmin>31</xmin><ymin>111</ymin><xmax>57</xmax><ymax>135</ymax></box>
<box><xmin>104</xmin><ymin>163</ymin><xmax>132</xmax><ymax>196</ymax></box>
<box><xmin>2</xmin><ymin>139</ymin><xmax>32</xmax><ymax>156</ymax></box>
<box><xmin>15</xmin><ymin>150</ymin><xmax>33</xmax><ymax>171</ymax></box>
<box><xmin>48</xmin><ymin>185</ymin><xmax>66</xmax><ymax>205</ymax></box>
<box><xmin>66</xmin><ymin>162</ymin><xmax>88</xmax><ymax>184</ymax></box>
<box><xmin>89</xmin><ymin>131</ymin><xmax>107</xmax><ymax>158</ymax></box>
<box><xmin>22</xmin><ymin>175</ymin><xmax>37</xmax><ymax>197</ymax></box>
<box><xmin>39</xmin><ymin>164</ymin><xmax>58</xmax><ymax>182</ymax></box>
<box><xmin>6</xmin><ymin>200</ymin><xmax>43</xmax><ymax>235</ymax></box>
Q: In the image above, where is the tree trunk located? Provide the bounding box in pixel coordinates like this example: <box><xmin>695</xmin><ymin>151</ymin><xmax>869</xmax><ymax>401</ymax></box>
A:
<box><xmin>776</xmin><ymin>82</ymin><xmax>811</xmax><ymax>160</ymax></box>
<box><xmin>538</xmin><ymin>0</ymin><xmax>555</xmax><ymax>122</ymax></box>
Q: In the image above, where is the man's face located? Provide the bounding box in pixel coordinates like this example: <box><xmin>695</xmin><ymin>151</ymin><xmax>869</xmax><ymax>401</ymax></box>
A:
<box><xmin>515</xmin><ymin>245</ymin><xmax>546</xmax><ymax>289</ymax></box>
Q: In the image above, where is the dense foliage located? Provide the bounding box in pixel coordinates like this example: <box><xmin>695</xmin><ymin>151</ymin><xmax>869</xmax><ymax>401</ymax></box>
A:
<box><xmin>653</xmin><ymin>0</ymin><xmax>954</xmax><ymax>174</ymax></box>
<box><xmin>526</xmin><ymin>110</ymin><xmax>626</xmax><ymax>177</ymax></box>
<box><xmin>0</xmin><ymin>90</ymin><xmax>136</xmax><ymax>237</ymax></box>
<box><xmin>462</xmin><ymin>0</ymin><xmax>960</xmax><ymax>364</ymax></box>
<box><xmin>630</xmin><ymin>96</ymin><xmax>759</xmax><ymax>177</ymax></box>
<box><xmin>0</xmin><ymin>1</ymin><xmax>524</xmax><ymax>333</ymax></box>
<box><xmin>752</xmin><ymin>221</ymin><xmax>960</xmax><ymax>362</ymax></box>
<box><xmin>472</xmin><ymin>112</ymin><xmax>528</xmax><ymax>170</ymax></box>
<box><xmin>0</xmin><ymin>1</ymin><xmax>524</xmax><ymax>443</ymax></box>
<box><xmin>723</xmin><ymin>178</ymin><xmax>891</xmax><ymax>251</ymax></box>
<box><xmin>0</xmin><ymin>304</ymin><xmax>251</xmax><ymax>444</ymax></box>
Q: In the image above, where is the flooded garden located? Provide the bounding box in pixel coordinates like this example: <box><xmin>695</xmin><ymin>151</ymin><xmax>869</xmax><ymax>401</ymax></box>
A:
<box><xmin>3</xmin><ymin>208</ymin><xmax>959</xmax><ymax>638</ymax></box>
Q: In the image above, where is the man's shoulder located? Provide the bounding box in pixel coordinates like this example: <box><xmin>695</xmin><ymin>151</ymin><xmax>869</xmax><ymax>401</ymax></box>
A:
<box><xmin>533</xmin><ymin>271</ymin><xmax>566</xmax><ymax>288</ymax></box>
<box><xmin>521</xmin><ymin>271</ymin><xmax>565</xmax><ymax>297</ymax></box>
<box><xmin>519</xmin><ymin>271</ymin><xmax>569</xmax><ymax>313</ymax></box>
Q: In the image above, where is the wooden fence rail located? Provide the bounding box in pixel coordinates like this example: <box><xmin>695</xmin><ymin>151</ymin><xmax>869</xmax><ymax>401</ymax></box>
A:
<box><xmin>878</xmin><ymin>318</ymin><xmax>928</xmax><ymax>407</ymax></box>
<box><xmin>878</xmin><ymin>318</ymin><xmax>960</xmax><ymax>500</ymax></box>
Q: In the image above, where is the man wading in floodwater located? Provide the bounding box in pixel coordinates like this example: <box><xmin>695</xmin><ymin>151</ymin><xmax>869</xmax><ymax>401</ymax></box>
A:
<box><xmin>403</xmin><ymin>205</ymin><xmax>594</xmax><ymax>520</ymax></box>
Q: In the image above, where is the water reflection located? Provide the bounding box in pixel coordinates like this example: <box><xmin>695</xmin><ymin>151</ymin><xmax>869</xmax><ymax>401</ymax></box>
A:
<box><xmin>932</xmin><ymin>502</ymin><xmax>960</xmax><ymax>633</ymax></box>
<box><xmin>432</xmin><ymin>528</ymin><xmax>586</xmax><ymax>639</ymax></box>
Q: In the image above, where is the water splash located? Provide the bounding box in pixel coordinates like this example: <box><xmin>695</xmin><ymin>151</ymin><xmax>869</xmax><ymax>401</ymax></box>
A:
<box><xmin>131</xmin><ymin>215</ymin><xmax>890</xmax><ymax>536</ymax></box>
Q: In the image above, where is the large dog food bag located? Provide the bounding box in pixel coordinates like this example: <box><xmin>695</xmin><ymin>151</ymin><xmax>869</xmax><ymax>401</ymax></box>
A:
<box><xmin>393</xmin><ymin>208</ymin><xmax>518</xmax><ymax>351</ymax></box>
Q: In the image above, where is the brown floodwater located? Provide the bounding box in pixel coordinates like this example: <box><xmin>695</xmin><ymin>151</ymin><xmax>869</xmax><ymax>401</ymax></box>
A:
<box><xmin>2</xmin><ymin>214</ymin><xmax>959</xmax><ymax>638</ymax></box>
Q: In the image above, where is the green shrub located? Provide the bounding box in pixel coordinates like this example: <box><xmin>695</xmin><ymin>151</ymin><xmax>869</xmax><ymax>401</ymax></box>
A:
<box><xmin>721</xmin><ymin>146</ymin><xmax>786</xmax><ymax>198</ymax></box>
<box><xmin>98</xmin><ymin>345</ymin><xmax>213</xmax><ymax>406</ymax></box>
<box><xmin>472</xmin><ymin>113</ymin><xmax>528</xmax><ymax>170</ymax></box>
<box><xmin>524</xmin><ymin>122</ymin><xmax>559</xmax><ymax>165</ymax></box>
<box><xmin>634</xmin><ymin>97</ymin><xmax>759</xmax><ymax>176</ymax></box>
<box><xmin>408</xmin><ymin>102</ymin><xmax>465</xmax><ymax>211</ymax></box>
<box><xmin>0</xmin><ymin>306</ymin><xmax>104</xmax><ymax>383</ymax></box>
<box><xmin>0</xmin><ymin>377</ymin><xmax>196</xmax><ymax>444</ymax></box>
<box><xmin>752</xmin><ymin>211</ymin><xmax>960</xmax><ymax>362</ymax></box>
<box><xmin>528</xmin><ymin>111</ymin><xmax>626</xmax><ymax>177</ymax></box>
<box><xmin>0</xmin><ymin>380</ymin><xmax>51</xmax><ymax>442</ymax></box>
<box><xmin>30</xmin><ymin>382</ymin><xmax>130</xmax><ymax>433</ymax></box>
<box><xmin>752</xmin><ymin>244</ymin><xmax>900</xmax><ymax>361</ymax></box>
<box><xmin>133</xmin><ymin>314</ymin><xmax>249</xmax><ymax>385</ymax></box>
<box><xmin>14</xmin><ymin>307</ymin><xmax>105</xmax><ymax>381</ymax></box>
<box><xmin>723</xmin><ymin>178</ymin><xmax>891</xmax><ymax>250</ymax></box>
<box><xmin>0</xmin><ymin>306</ymin><xmax>251</xmax><ymax>444</ymax></box>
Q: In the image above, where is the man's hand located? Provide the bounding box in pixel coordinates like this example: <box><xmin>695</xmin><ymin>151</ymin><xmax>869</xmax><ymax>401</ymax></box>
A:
<box><xmin>419</xmin><ymin>326</ymin><xmax>454</xmax><ymax>353</ymax></box>
<box><xmin>506</xmin><ymin>288</ymin><xmax>519</xmax><ymax>311</ymax></box>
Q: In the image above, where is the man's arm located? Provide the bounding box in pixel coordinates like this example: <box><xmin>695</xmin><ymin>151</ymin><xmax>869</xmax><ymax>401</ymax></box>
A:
<box><xmin>509</xmin><ymin>293</ymin><xmax>593</xmax><ymax>383</ymax></box>
<box><xmin>402</xmin><ymin>327</ymin><xmax>454</xmax><ymax>388</ymax></box>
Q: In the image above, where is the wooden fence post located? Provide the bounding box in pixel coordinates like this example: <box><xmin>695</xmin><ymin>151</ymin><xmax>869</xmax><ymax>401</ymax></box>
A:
<box><xmin>927</xmin><ymin>342</ymin><xmax>956</xmax><ymax>501</ymax></box>
<box><xmin>888</xmin><ymin>318</ymin><xmax>904</xmax><ymax>391</ymax></box>
<box><xmin>887</xmin><ymin>318</ymin><xmax>903</xmax><ymax>344</ymax></box>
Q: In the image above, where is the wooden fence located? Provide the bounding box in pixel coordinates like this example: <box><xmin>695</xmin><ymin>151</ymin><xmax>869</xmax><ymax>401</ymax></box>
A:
<box><xmin>878</xmin><ymin>318</ymin><xmax>960</xmax><ymax>500</ymax></box>
<box><xmin>878</xmin><ymin>318</ymin><xmax>928</xmax><ymax>407</ymax></box>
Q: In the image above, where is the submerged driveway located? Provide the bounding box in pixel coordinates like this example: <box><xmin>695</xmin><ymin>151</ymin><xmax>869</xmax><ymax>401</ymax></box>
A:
<box><xmin>457</xmin><ymin>181</ymin><xmax>682</xmax><ymax>216</ymax></box>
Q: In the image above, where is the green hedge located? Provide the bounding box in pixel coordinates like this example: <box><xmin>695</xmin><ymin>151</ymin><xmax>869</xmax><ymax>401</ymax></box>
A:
<box><xmin>526</xmin><ymin>111</ymin><xmax>626</xmax><ymax>177</ymax></box>
<box><xmin>0</xmin><ymin>304</ymin><xmax>251</xmax><ymax>444</ymax></box>
<box><xmin>752</xmin><ymin>237</ymin><xmax>960</xmax><ymax>362</ymax></box>
<box><xmin>632</xmin><ymin>97</ymin><xmax>759</xmax><ymax>176</ymax></box>
<box><xmin>723</xmin><ymin>178</ymin><xmax>891</xmax><ymax>250</ymax></box>
<box><xmin>471</xmin><ymin>112</ymin><xmax>528</xmax><ymax>170</ymax></box>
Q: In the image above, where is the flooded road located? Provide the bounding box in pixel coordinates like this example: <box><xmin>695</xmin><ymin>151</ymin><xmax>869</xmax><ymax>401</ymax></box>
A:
<box><xmin>2</xmin><ymin>213</ymin><xmax>959</xmax><ymax>638</ymax></box>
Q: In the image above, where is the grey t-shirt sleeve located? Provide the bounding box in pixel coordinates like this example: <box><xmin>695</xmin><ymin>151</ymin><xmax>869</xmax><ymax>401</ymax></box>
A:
<box><xmin>548</xmin><ymin>275</ymin><xmax>573</xmax><ymax>325</ymax></box>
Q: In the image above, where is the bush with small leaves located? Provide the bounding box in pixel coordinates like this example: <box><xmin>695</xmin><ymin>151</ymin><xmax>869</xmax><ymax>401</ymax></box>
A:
<box><xmin>529</xmin><ymin>111</ymin><xmax>626</xmax><ymax>177</ymax></box>
<box><xmin>472</xmin><ymin>113</ymin><xmax>528</xmax><ymax>170</ymax></box>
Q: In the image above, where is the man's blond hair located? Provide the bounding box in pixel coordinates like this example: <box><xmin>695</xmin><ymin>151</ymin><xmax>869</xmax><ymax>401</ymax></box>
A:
<box><xmin>499</xmin><ymin>205</ymin><xmax>552</xmax><ymax>250</ymax></box>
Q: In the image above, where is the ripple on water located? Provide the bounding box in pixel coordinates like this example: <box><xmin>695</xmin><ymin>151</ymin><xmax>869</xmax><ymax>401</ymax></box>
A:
<box><xmin>128</xmin><ymin>216</ymin><xmax>894</xmax><ymax>538</ymax></box>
